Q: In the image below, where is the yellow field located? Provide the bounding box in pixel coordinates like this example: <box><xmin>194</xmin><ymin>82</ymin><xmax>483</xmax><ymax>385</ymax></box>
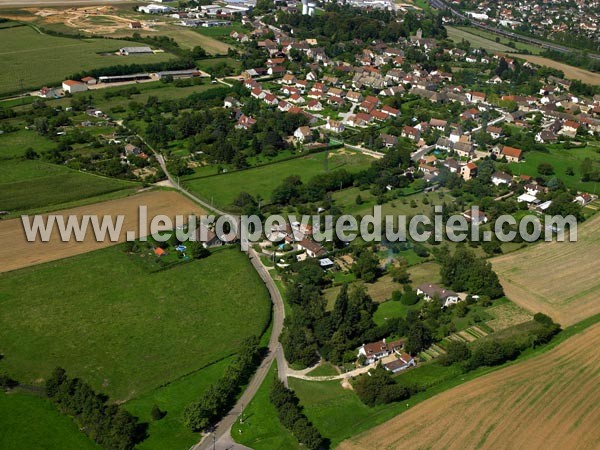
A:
<box><xmin>338</xmin><ymin>321</ymin><xmax>600</xmax><ymax>450</ymax></box>
<box><xmin>0</xmin><ymin>190</ymin><xmax>205</xmax><ymax>273</ymax></box>
<box><xmin>509</xmin><ymin>53</ymin><xmax>600</xmax><ymax>86</ymax></box>
<box><xmin>492</xmin><ymin>213</ymin><xmax>600</xmax><ymax>326</ymax></box>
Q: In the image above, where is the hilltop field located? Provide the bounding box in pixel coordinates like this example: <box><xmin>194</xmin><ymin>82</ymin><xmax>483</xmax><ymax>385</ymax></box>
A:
<box><xmin>492</xmin><ymin>213</ymin><xmax>600</xmax><ymax>326</ymax></box>
<box><xmin>338</xmin><ymin>320</ymin><xmax>600</xmax><ymax>450</ymax></box>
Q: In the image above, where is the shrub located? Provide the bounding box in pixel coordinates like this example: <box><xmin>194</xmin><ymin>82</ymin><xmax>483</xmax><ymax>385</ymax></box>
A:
<box><xmin>150</xmin><ymin>405</ymin><xmax>166</xmax><ymax>421</ymax></box>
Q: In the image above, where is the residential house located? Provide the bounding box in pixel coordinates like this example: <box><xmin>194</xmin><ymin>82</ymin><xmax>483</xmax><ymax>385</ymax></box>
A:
<box><xmin>381</xmin><ymin>105</ymin><xmax>399</xmax><ymax>117</ymax></box>
<box><xmin>236</xmin><ymin>114</ymin><xmax>256</xmax><ymax>130</ymax></box>
<box><xmin>491</xmin><ymin>171</ymin><xmax>513</xmax><ymax>186</ymax></box>
<box><xmin>560</xmin><ymin>120</ymin><xmax>580</xmax><ymax>137</ymax></box>
<box><xmin>325</xmin><ymin>118</ymin><xmax>344</xmax><ymax>133</ymax></box>
<box><xmin>380</xmin><ymin>133</ymin><xmax>398</xmax><ymax>148</ymax></box>
<box><xmin>294</xmin><ymin>126</ymin><xmax>312</xmax><ymax>143</ymax></box>
<box><xmin>306</xmin><ymin>99</ymin><xmax>323</xmax><ymax>111</ymax></box>
<box><xmin>357</xmin><ymin>338</ymin><xmax>403</xmax><ymax>365</ymax></box>
<box><xmin>416</xmin><ymin>283</ymin><xmax>460</xmax><ymax>307</ymax></box>
<box><xmin>499</xmin><ymin>145</ymin><xmax>523</xmax><ymax>162</ymax></box>
<box><xmin>297</xmin><ymin>239</ymin><xmax>326</xmax><ymax>258</ymax></box>
<box><xmin>461</xmin><ymin>162</ymin><xmax>477</xmax><ymax>180</ymax></box>
<box><xmin>384</xmin><ymin>353</ymin><xmax>416</xmax><ymax>373</ymax></box>
<box><xmin>453</xmin><ymin>141</ymin><xmax>473</xmax><ymax>158</ymax></box>
<box><xmin>402</xmin><ymin>126</ymin><xmax>421</xmax><ymax>141</ymax></box>
<box><xmin>487</xmin><ymin>126</ymin><xmax>503</xmax><ymax>139</ymax></box>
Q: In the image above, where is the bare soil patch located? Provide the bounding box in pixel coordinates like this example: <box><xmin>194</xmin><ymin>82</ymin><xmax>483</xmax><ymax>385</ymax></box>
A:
<box><xmin>0</xmin><ymin>190</ymin><xmax>205</xmax><ymax>273</ymax></box>
<box><xmin>338</xmin><ymin>322</ymin><xmax>600</xmax><ymax>450</ymax></box>
<box><xmin>491</xmin><ymin>213</ymin><xmax>600</xmax><ymax>326</ymax></box>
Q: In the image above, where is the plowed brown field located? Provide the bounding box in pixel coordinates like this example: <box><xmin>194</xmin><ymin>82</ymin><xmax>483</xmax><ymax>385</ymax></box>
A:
<box><xmin>0</xmin><ymin>190</ymin><xmax>204</xmax><ymax>273</ymax></box>
<box><xmin>491</xmin><ymin>213</ymin><xmax>600</xmax><ymax>326</ymax></box>
<box><xmin>338</xmin><ymin>322</ymin><xmax>600</xmax><ymax>450</ymax></box>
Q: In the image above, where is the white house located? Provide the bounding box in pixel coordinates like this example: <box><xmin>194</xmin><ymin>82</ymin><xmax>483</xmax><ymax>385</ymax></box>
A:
<box><xmin>296</xmin><ymin>239</ymin><xmax>326</xmax><ymax>258</ymax></box>
<box><xmin>294</xmin><ymin>126</ymin><xmax>312</xmax><ymax>143</ymax></box>
<box><xmin>325</xmin><ymin>117</ymin><xmax>344</xmax><ymax>133</ymax></box>
<box><xmin>62</xmin><ymin>80</ymin><xmax>88</xmax><ymax>94</ymax></box>
<box><xmin>357</xmin><ymin>338</ymin><xmax>403</xmax><ymax>365</ymax></box>
<box><xmin>416</xmin><ymin>283</ymin><xmax>460</xmax><ymax>308</ymax></box>
<box><xmin>383</xmin><ymin>352</ymin><xmax>416</xmax><ymax>373</ymax></box>
<box><xmin>491</xmin><ymin>171</ymin><xmax>513</xmax><ymax>186</ymax></box>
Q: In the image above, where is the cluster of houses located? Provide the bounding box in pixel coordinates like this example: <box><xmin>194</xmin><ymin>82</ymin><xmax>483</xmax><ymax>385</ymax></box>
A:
<box><xmin>353</xmin><ymin>282</ymin><xmax>476</xmax><ymax>372</ymax></box>
<box><xmin>460</xmin><ymin>0</ymin><xmax>599</xmax><ymax>41</ymax></box>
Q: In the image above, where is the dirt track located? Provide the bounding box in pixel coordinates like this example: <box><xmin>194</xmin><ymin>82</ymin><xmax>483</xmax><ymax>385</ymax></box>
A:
<box><xmin>491</xmin><ymin>213</ymin><xmax>600</xmax><ymax>326</ymax></box>
<box><xmin>338</xmin><ymin>322</ymin><xmax>600</xmax><ymax>450</ymax></box>
<box><xmin>0</xmin><ymin>190</ymin><xmax>205</xmax><ymax>273</ymax></box>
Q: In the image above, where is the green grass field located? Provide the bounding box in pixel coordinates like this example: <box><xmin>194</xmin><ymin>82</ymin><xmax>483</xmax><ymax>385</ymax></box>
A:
<box><xmin>0</xmin><ymin>160</ymin><xmax>139</xmax><ymax>216</ymax></box>
<box><xmin>508</xmin><ymin>145</ymin><xmax>600</xmax><ymax>192</ymax></box>
<box><xmin>151</xmin><ymin>25</ymin><xmax>231</xmax><ymax>54</ymax></box>
<box><xmin>446</xmin><ymin>26</ymin><xmax>542</xmax><ymax>55</ymax></box>
<box><xmin>0</xmin><ymin>246</ymin><xmax>271</xmax><ymax>401</ymax></box>
<box><xmin>0</xmin><ymin>26</ymin><xmax>175</xmax><ymax>96</ymax></box>
<box><xmin>196</xmin><ymin>56</ymin><xmax>242</xmax><ymax>72</ymax></box>
<box><xmin>0</xmin><ymin>391</ymin><xmax>99</xmax><ymax>450</ymax></box>
<box><xmin>184</xmin><ymin>150</ymin><xmax>374</xmax><ymax>210</ymax></box>
<box><xmin>52</xmin><ymin>80</ymin><xmax>221</xmax><ymax>116</ymax></box>
<box><xmin>125</xmin><ymin>357</ymin><xmax>233</xmax><ymax>450</ymax></box>
<box><xmin>0</xmin><ymin>127</ymin><xmax>57</xmax><ymax>159</ymax></box>
<box><xmin>195</xmin><ymin>23</ymin><xmax>246</xmax><ymax>38</ymax></box>
<box><xmin>373</xmin><ymin>299</ymin><xmax>423</xmax><ymax>326</ymax></box>
<box><xmin>233</xmin><ymin>364</ymin><xmax>301</xmax><ymax>450</ymax></box>
<box><xmin>332</xmin><ymin>187</ymin><xmax>450</xmax><ymax>217</ymax></box>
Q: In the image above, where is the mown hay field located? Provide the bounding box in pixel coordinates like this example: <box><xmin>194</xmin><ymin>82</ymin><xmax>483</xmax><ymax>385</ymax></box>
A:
<box><xmin>492</xmin><ymin>213</ymin><xmax>600</xmax><ymax>326</ymax></box>
<box><xmin>0</xmin><ymin>190</ymin><xmax>204</xmax><ymax>273</ymax></box>
<box><xmin>338</xmin><ymin>321</ymin><xmax>600</xmax><ymax>450</ymax></box>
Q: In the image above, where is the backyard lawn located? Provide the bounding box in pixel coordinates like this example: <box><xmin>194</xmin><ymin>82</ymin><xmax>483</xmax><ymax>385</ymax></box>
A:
<box><xmin>508</xmin><ymin>145</ymin><xmax>600</xmax><ymax>192</ymax></box>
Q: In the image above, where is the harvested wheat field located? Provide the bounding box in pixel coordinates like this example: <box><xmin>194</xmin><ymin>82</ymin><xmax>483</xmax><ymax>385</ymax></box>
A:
<box><xmin>509</xmin><ymin>54</ymin><xmax>600</xmax><ymax>86</ymax></box>
<box><xmin>0</xmin><ymin>190</ymin><xmax>204</xmax><ymax>273</ymax></box>
<box><xmin>338</xmin><ymin>322</ymin><xmax>600</xmax><ymax>450</ymax></box>
<box><xmin>491</xmin><ymin>213</ymin><xmax>600</xmax><ymax>326</ymax></box>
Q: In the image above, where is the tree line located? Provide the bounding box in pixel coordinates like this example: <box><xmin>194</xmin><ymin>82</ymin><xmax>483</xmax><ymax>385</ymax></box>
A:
<box><xmin>45</xmin><ymin>367</ymin><xmax>147</xmax><ymax>450</ymax></box>
<box><xmin>183</xmin><ymin>337</ymin><xmax>262</xmax><ymax>431</ymax></box>
<box><xmin>270</xmin><ymin>378</ymin><xmax>326</xmax><ymax>450</ymax></box>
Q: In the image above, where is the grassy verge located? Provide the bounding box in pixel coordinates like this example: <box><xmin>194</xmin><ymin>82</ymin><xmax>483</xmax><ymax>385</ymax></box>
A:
<box><xmin>0</xmin><ymin>390</ymin><xmax>99</xmax><ymax>450</ymax></box>
<box><xmin>233</xmin><ymin>363</ymin><xmax>301</xmax><ymax>450</ymax></box>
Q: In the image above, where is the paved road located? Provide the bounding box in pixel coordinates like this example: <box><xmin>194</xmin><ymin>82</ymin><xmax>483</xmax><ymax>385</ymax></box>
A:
<box><xmin>149</xmin><ymin>145</ymin><xmax>288</xmax><ymax>450</ymax></box>
<box><xmin>153</xmin><ymin>152</ymin><xmax>227</xmax><ymax>216</ymax></box>
<box><xmin>193</xmin><ymin>248</ymin><xmax>286</xmax><ymax>450</ymax></box>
